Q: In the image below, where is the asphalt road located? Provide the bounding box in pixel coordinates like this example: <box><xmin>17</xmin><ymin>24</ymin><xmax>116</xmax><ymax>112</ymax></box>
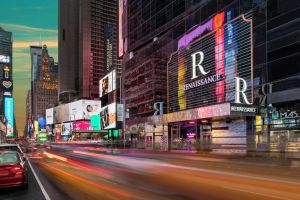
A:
<box><xmin>1</xmin><ymin>144</ymin><xmax>300</xmax><ymax>200</ymax></box>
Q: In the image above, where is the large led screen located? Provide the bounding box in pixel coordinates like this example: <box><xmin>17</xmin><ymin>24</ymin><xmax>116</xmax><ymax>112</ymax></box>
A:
<box><xmin>69</xmin><ymin>100</ymin><xmax>101</xmax><ymax>120</ymax></box>
<box><xmin>99</xmin><ymin>70</ymin><xmax>116</xmax><ymax>98</ymax></box>
<box><xmin>100</xmin><ymin>103</ymin><xmax>116</xmax><ymax>129</ymax></box>
<box><xmin>4</xmin><ymin>97</ymin><xmax>14</xmax><ymax>136</ymax></box>
<box><xmin>168</xmin><ymin>12</ymin><xmax>252</xmax><ymax>112</ymax></box>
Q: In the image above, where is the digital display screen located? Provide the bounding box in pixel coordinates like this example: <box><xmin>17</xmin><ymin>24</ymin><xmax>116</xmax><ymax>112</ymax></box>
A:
<box><xmin>4</xmin><ymin>97</ymin><xmax>14</xmax><ymax>137</ymax></box>
<box><xmin>100</xmin><ymin>103</ymin><xmax>116</xmax><ymax>129</ymax></box>
<box><xmin>168</xmin><ymin>12</ymin><xmax>252</xmax><ymax>113</ymax></box>
<box><xmin>99</xmin><ymin>70</ymin><xmax>116</xmax><ymax>98</ymax></box>
<box><xmin>0</xmin><ymin>55</ymin><xmax>10</xmax><ymax>63</ymax></box>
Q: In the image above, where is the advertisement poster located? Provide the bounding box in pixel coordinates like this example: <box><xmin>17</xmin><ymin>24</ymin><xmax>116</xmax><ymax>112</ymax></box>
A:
<box><xmin>54</xmin><ymin>104</ymin><xmax>69</xmax><ymax>123</ymax></box>
<box><xmin>90</xmin><ymin>115</ymin><xmax>101</xmax><ymax>131</ymax></box>
<box><xmin>100</xmin><ymin>103</ymin><xmax>116</xmax><ymax>129</ymax></box>
<box><xmin>46</xmin><ymin>108</ymin><xmax>54</xmax><ymax>125</ymax></box>
<box><xmin>4</xmin><ymin>97</ymin><xmax>14</xmax><ymax>136</ymax></box>
<box><xmin>99</xmin><ymin>70</ymin><xmax>116</xmax><ymax>98</ymax></box>
<box><xmin>69</xmin><ymin>100</ymin><xmax>101</xmax><ymax>120</ymax></box>
<box><xmin>82</xmin><ymin>100</ymin><xmax>101</xmax><ymax>119</ymax></box>
<box><xmin>73</xmin><ymin>120</ymin><xmax>93</xmax><ymax>131</ymax></box>
<box><xmin>61</xmin><ymin>122</ymin><xmax>72</xmax><ymax>135</ymax></box>
<box><xmin>69</xmin><ymin>100</ymin><xmax>83</xmax><ymax>120</ymax></box>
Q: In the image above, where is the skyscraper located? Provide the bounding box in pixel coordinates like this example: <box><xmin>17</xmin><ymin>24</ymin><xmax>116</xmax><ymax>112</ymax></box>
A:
<box><xmin>30</xmin><ymin>45</ymin><xmax>58</xmax><ymax>124</ymax></box>
<box><xmin>59</xmin><ymin>0</ymin><xmax>120</xmax><ymax>103</ymax></box>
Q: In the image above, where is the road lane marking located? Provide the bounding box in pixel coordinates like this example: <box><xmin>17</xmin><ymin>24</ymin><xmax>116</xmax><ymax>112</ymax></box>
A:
<box><xmin>222</xmin><ymin>186</ymin><xmax>292</xmax><ymax>200</ymax></box>
<box><xmin>27</xmin><ymin>158</ymin><xmax>51</xmax><ymax>200</ymax></box>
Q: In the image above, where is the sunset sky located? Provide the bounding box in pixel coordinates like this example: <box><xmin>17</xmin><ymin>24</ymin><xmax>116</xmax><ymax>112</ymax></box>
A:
<box><xmin>0</xmin><ymin>0</ymin><xmax>58</xmax><ymax>134</ymax></box>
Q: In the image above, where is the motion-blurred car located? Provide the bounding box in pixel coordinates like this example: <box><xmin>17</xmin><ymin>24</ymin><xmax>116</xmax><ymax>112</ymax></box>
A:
<box><xmin>0</xmin><ymin>151</ymin><xmax>28</xmax><ymax>189</ymax></box>
<box><xmin>22</xmin><ymin>145</ymin><xmax>38</xmax><ymax>153</ymax></box>
<box><xmin>0</xmin><ymin>144</ymin><xmax>24</xmax><ymax>158</ymax></box>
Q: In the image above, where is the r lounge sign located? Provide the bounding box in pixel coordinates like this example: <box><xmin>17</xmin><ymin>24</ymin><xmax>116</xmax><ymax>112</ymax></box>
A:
<box><xmin>168</xmin><ymin>12</ymin><xmax>253</xmax><ymax>112</ymax></box>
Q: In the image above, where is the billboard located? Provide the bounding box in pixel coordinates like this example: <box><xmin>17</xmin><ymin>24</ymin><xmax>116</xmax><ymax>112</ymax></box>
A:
<box><xmin>82</xmin><ymin>100</ymin><xmax>101</xmax><ymax>119</ymax></box>
<box><xmin>69</xmin><ymin>100</ymin><xmax>101</xmax><ymax>120</ymax></box>
<box><xmin>54</xmin><ymin>104</ymin><xmax>69</xmax><ymax>123</ymax></box>
<box><xmin>46</xmin><ymin>108</ymin><xmax>54</xmax><ymax>124</ymax></box>
<box><xmin>168</xmin><ymin>12</ymin><xmax>252</xmax><ymax>112</ymax></box>
<box><xmin>118</xmin><ymin>0</ymin><xmax>124</xmax><ymax>57</ymax></box>
<box><xmin>100</xmin><ymin>103</ymin><xmax>116</xmax><ymax>129</ymax></box>
<box><xmin>90</xmin><ymin>114</ymin><xmax>101</xmax><ymax>130</ymax></box>
<box><xmin>61</xmin><ymin>122</ymin><xmax>72</xmax><ymax>135</ymax></box>
<box><xmin>0</xmin><ymin>55</ymin><xmax>10</xmax><ymax>63</ymax></box>
<box><xmin>99</xmin><ymin>70</ymin><xmax>116</xmax><ymax>98</ymax></box>
<box><xmin>38</xmin><ymin>117</ymin><xmax>46</xmax><ymax>130</ymax></box>
<box><xmin>4</xmin><ymin>97</ymin><xmax>14</xmax><ymax>136</ymax></box>
<box><xmin>73</xmin><ymin>120</ymin><xmax>93</xmax><ymax>131</ymax></box>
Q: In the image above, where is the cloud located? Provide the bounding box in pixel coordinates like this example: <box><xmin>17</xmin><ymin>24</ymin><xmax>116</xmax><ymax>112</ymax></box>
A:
<box><xmin>0</xmin><ymin>23</ymin><xmax>57</xmax><ymax>33</ymax></box>
<box><xmin>13</xmin><ymin>40</ymin><xmax>58</xmax><ymax>49</ymax></box>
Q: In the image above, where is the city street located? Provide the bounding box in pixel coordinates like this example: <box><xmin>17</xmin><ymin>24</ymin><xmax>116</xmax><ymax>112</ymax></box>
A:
<box><xmin>1</xmin><ymin>143</ymin><xmax>300</xmax><ymax>200</ymax></box>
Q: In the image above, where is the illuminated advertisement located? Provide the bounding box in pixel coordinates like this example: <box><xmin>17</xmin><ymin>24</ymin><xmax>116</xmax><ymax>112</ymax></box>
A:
<box><xmin>90</xmin><ymin>114</ymin><xmax>101</xmax><ymax>130</ymax></box>
<box><xmin>38</xmin><ymin>117</ymin><xmax>46</xmax><ymax>130</ymax></box>
<box><xmin>61</xmin><ymin>122</ymin><xmax>72</xmax><ymax>135</ymax></box>
<box><xmin>4</xmin><ymin>97</ymin><xmax>14</xmax><ymax>136</ymax></box>
<box><xmin>99</xmin><ymin>69</ymin><xmax>116</xmax><ymax>98</ymax></box>
<box><xmin>168</xmin><ymin>13</ymin><xmax>252</xmax><ymax>112</ymax></box>
<box><xmin>73</xmin><ymin>121</ymin><xmax>93</xmax><ymax>131</ymax></box>
<box><xmin>69</xmin><ymin>100</ymin><xmax>101</xmax><ymax>120</ymax></box>
<box><xmin>2</xmin><ymin>80</ymin><xmax>13</xmax><ymax>91</ymax></box>
<box><xmin>2</xmin><ymin>65</ymin><xmax>11</xmax><ymax>80</ymax></box>
<box><xmin>0</xmin><ymin>55</ymin><xmax>10</xmax><ymax>63</ymax></box>
<box><xmin>54</xmin><ymin>104</ymin><xmax>69</xmax><ymax>123</ymax></box>
<box><xmin>118</xmin><ymin>0</ymin><xmax>124</xmax><ymax>57</ymax></box>
<box><xmin>34</xmin><ymin>120</ymin><xmax>39</xmax><ymax>136</ymax></box>
<box><xmin>46</xmin><ymin>108</ymin><xmax>54</xmax><ymax>124</ymax></box>
<box><xmin>100</xmin><ymin>103</ymin><xmax>116</xmax><ymax>129</ymax></box>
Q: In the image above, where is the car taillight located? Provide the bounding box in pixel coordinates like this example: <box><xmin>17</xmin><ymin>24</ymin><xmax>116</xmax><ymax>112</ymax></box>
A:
<box><xmin>10</xmin><ymin>165</ymin><xmax>24</xmax><ymax>175</ymax></box>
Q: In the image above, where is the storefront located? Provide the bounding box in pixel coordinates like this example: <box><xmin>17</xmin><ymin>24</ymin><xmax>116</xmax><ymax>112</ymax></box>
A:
<box><xmin>255</xmin><ymin>102</ymin><xmax>300</xmax><ymax>151</ymax></box>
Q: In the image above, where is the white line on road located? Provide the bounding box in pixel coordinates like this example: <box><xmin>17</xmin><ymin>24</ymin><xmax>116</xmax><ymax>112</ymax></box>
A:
<box><xmin>27</xmin><ymin>158</ymin><xmax>51</xmax><ymax>200</ymax></box>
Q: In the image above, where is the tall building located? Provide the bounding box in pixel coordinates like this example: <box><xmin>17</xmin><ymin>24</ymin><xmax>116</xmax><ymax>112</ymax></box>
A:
<box><xmin>59</xmin><ymin>0</ymin><xmax>120</xmax><ymax>103</ymax></box>
<box><xmin>24</xmin><ymin>90</ymin><xmax>32</xmax><ymax>138</ymax></box>
<box><xmin>0</xmin><ymin>27</ymin><xmax>14</xmax><ymax>137</ymax></box>
<box><xmin>122</xmin><ymin>0</ymin><xmax>300</xmax><ymax>151</ymax></box>
<box><xmin>31</xmin><ymin>45</ymin><xmax>58</xmax><ymax>124</ymax></box>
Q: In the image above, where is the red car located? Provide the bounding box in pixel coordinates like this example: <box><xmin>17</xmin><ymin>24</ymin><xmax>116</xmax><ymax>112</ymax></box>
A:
<box><xmin>0</xmin><ymin>151</ymin><xmax>28</xmax><ymax>189</ymax></box>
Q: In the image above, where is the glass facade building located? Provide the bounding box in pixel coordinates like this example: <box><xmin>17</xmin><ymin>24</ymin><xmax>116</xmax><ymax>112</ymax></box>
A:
<box><xmin>122</xmin><ymin>0</ymin><xmax>300</xmax><ymax>151</ymax></box>
<box><xmin>59</xmin><ymin>0</ymin><xmax>120</xmax><ymax>103</ymax></box>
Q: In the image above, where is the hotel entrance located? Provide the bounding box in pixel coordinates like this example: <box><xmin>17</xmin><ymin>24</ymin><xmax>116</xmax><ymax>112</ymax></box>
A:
<box><xmin>169</xmin><ymin>120</ymin><xmax>212</xmax><ymax>150</ymax></box>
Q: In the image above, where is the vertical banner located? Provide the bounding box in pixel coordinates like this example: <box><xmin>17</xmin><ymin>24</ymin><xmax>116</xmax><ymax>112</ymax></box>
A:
<box><xmin>213</xmin><ymin>12</ymin><xmax>225</xmax><ymax>103</ymax></box>
<box><xmin>104</xmin><ymin>23</ymin><xmax>114</xmax><ymax>72</ymax></box>
<box><xmin>4</xmin><ymin>97</ymin><xmax>14</xmax><ymax>137</ymax></box>
<box><xmin>225</xmin><ymin>10</ymin><xmax>238</xmax><ymax>102</ymax></box>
